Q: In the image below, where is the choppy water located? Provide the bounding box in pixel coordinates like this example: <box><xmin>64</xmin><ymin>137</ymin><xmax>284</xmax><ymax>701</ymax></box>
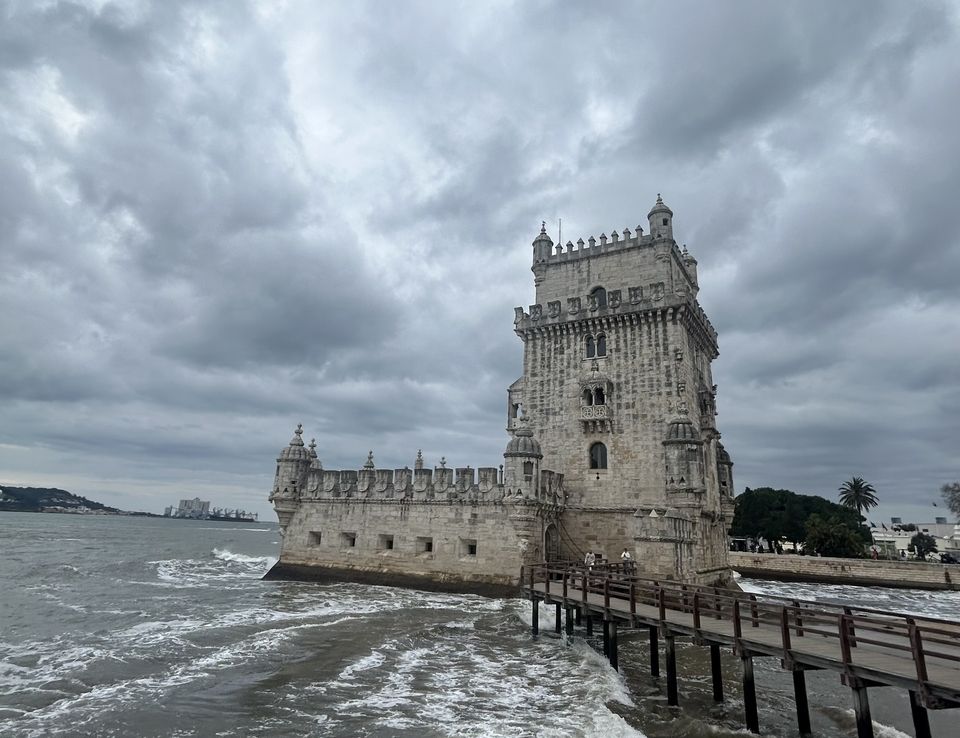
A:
<box><xmin>1</xmin><ymin>513</ymin><xmax>956</xmax><ymax>737</ymax></box>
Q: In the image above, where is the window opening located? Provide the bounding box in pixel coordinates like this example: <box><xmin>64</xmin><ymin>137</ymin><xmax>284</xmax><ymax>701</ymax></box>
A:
<box><xmin>308</xmin><ymin>531</ymin><xmax>321</xmax><ymax>546</ymax></box>
<box><xmin>589</xmin><ymin>442</ymin><xmax>608</xmax><ymax>470</ymax></box>
<box><xmin>416</xmin><ymin>536</ymin><xmax>434</xmax><ymax>554</ymax></box>
<box><xmin>523</xmin><ymin>461</ymin><xmax>534</xmax><ymax>478</ymax></box>
<box><xmin>594</xmin><ymin>388</ymin><xmax>605</xmax><ymax>406</ymax></box>
<box><xmin>662</xmin><ymin>218</ymin><xmax>668</xmax><ymax>226</ymax></box>
<box><xmin>340</xmin><ymin>532</ymin><xmax>357</xmax><ymax>548</ymax></box>
<box><xmin>591</xmin><ymin>287</ymin><xmax>607</xmax><ymax>309</ymax></box>
<box><xmin>582</xmin><ymin>389</ymin><xmax>593</xmax><ymax>405</ymax></box>
<box><xmin>378</xmin><ymin>534</ymin><xmax>394</xmax><ymax>550</ymax></box>
<box><xmin>585</xmin><ymin>335</ymin><xmax>595</xmax><ymax>358</ymax></box>
<box><xmin>596</xmin><ymin>334</ymin><xmax>607</xmax><ymax>357</ymax></box>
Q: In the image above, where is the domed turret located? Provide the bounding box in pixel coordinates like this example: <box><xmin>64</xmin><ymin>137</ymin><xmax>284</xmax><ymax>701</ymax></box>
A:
<box><xmin>532</xmin><ymin>221</ymin><xmax>554</xmax><ymax>264</ymax></box>
<box><xmin>648</xmin><ymin>194</ymin><xmax>674</xmax><ymax>241</ymax></box>
<box><xmin>504</xmin><ymin>427</ymin><xmax>543</xmax><ymax>458</ymax></box>
<box><xmin>279</xmin><ymin>424</ymin><xmax>310</xmax><ymax>462</ymax></box>
<box><xmin>666</xmin><ymin>417</ymin><xmax>698</xmax><ymax>441</ymax></box>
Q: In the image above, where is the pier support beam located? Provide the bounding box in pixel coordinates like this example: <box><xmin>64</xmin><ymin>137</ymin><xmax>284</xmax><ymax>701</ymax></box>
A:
<box><xmin>909</xmin><ymin>691</ymin><xmax>931</xmax><ymax>738</ymax></box>
<box><xmin>665</xmin><ymin>634</ymin><xmax>678</xmax><ymax>706</ymax></box>
<box><xmin>742</xmin><ymin>654</ymin><xmax>759</xmax><ymax>734</ymax></box>
<box><xmin>602</xmin><ymin>619</ymin><xmax>610</xmax><ymax>656</ymax></box>
<box><xmin>851</xmin><ymin>683</ymin><xmax>873</xmax><ymax>738</ymax></box>
<box><xmin>531</xmin><ymin>598</ymin><xmax>539</xmax><ymax>636</ymax></box>
<box><xmin>710</xmin><ymin>644</ymin><xmax>723</xmax><ymax>702</ymax></box>
<box><xmin>575</xmin><ymin>608</ymin><xmax>582</xmax><ymax>626</ymax></box>
<box><xmin>608</xmin><ymin>621</ymin><xmax>618</xmax><ymax>672</ymax></box>
<box><xmin>585</xmin><ymin>609</ymin><xmax>593</xmax><ymax>636</ymax></box>
<box><xmin>649</xmin><ymin>626</ymin><xmax>659</xmax><ymax>677</ymax></box>
<box><xmin>792</xmin><ymin>671</ymin><xmax>811</xmax><ymax>736</ymax></box>
<box><xmin>555</xmin><ymin>603</ymin><xmax>561</xmax><ymax>634</ymax></box>
<box><xmin>565</xmin><ymin>607</ymin><xmax>574</xmax><ymax>636</ymax></box>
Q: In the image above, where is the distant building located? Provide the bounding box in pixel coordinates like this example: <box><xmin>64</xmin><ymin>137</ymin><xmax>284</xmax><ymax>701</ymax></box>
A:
<box><xmin>175</xmin><ymin>497</ymin><xmax>210</xmax><ymax>519</ymax></box>
<box><xmin>268</xmin><ymin>196</ymin><xmax>735</xmax><ymax>592</ymax></box>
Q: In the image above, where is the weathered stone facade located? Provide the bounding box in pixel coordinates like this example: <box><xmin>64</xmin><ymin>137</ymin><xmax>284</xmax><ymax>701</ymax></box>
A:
<box><xmin>266</xmin><ymin>196</ymin><xmax>735</xmax><ymax>593</ymax></box>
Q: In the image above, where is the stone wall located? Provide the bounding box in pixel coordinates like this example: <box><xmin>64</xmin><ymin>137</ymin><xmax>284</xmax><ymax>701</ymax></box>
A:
<box><xmin>275</xmin><ymin>499</ymin><xmax>551</xmax><ymax>590</ymax></box>
<box><xmin>730</xmin><ymin>552</ymin><xmax>960</xmax><ymax>591</ymax></box>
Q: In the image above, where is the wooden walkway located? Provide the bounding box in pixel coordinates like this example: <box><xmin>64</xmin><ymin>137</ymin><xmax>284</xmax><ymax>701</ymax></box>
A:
<box><xmin>520</xmin><ymin>562</ymin><xmax>960</xmax><ymax>738</ymax></box>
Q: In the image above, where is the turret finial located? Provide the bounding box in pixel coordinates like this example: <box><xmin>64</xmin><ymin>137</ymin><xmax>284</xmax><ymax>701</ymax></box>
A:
<box><xmin>656</xmin><ymin>193</ymin><xmax>663</xmax><ymax>204</ymax></box>
<box><xmin>415</xmin><ymin>449</ymin><xmax>424</xmax><ymax>470</ymax></box>
<box><xmin>540</xmin><ymin>220</ymin><xmax>546</xmax><ymax>234</ymax></box>
<box><xmin>364</xmin><ymin>450</ymin><xmax>375</xmax><ymax>469</ymax></box>
<box><xmin>440</xmin><ymin>456</ymin><xmax>447</xmax><ymax>469</ymax></box>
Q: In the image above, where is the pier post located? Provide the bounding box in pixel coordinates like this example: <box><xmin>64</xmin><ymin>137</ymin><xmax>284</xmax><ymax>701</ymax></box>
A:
<box><xmin>649</xmin><ymin>625</ymin><xmax>660</xmax><ymax>677</ymax></box>
<box><xmin>609</xmin><ymin>621</ymin><xmax>619</xmax><ymax>671</ymax></box>
<box><xmin>575</xmin><ymin>607</ymin><xmax>582</xmax><ymax>626</ymax></box>
<box><xmin>531</xmin><ymin>598</ymin><xmax>539</xmax><ymax>636</ymax></box>
<box><xmin>741</xmin><ymin>654</ymin><xmax>759</xmax><ymax>734</ymax></box>
<box><xmin>908</xmin><ymin>690</ymin><xmax>931</xmax><ymax>738</ymax></box>
<box><xmin>565</xmin><ymin>607</ymin><xmax>574</xmax><ymax>636</ymax></box>
<box><xmin>851</xmin><ymin>683</ymin><xmax>873</xmax><ymax>738</ymax></box>
<box><xmin>585</xmin><ymin>608</ymin><xmax>593</xmax><ymax>636</ymax></box>
<box><xmin>792</xmin><ymin>670</ymin><xmax>811</xmax><ymax>736</ymax></box>
<box><xmin>665</xmin><ymin>634</ymin><xmax>678</xmax><ymax>706</ymax></box>
<box><xmin>710</xmin><ymin>643</ymin><xmax>723</xmax><ymax>702</ymax></box>
<box><xmin>602</xmin><ymin>619</ymin><xmax>610</xmax><ymax>656</ymax></box>
<box><xmin>555</xmin><ymin>602</ymin><xmax>561</xmax><ymax>634</ymax></box>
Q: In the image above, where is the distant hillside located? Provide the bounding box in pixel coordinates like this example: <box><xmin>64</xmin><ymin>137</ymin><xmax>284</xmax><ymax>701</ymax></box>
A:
<box><xmin>0</xmin><ymin>485</ymin><xmax>119</xmax><ymax>513</ymax></box>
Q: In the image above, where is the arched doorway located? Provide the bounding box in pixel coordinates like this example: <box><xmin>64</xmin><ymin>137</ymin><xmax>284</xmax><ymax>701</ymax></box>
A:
<box><xmin>544</xmin><ymin>524</ymin><xmax>560</xmax><ymax>562</ymax></box>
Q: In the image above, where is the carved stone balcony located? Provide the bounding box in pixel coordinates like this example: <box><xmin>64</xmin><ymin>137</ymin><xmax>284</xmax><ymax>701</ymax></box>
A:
<box><xmin>580</xmin><ymin>404</ymin><xmax>611</xmax><ymax>432</ymax></box>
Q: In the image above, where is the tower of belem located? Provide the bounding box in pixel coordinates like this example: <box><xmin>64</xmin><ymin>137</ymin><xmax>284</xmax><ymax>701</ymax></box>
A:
<box><xmin>266</xmin><ymin>195</ymin><xmax>734</xmax><ymax>593</ymax></box>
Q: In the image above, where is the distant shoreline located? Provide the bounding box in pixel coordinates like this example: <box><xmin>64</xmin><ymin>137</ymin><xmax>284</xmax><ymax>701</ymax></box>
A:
<box><xmin>0</xmin><ymin>508</ymin><xmax>262</xmax><ymax>522</ymax></box>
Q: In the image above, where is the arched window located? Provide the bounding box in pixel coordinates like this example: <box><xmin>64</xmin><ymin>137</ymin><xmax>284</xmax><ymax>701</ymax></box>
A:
<box><xmin>591</xmin><ymin>286</ymin><xmax>607</xmax><ymax>309</ymax></box>
<box><xmin>585</xmin><ymin>335</ymin><xmax>595</xmax><ymax>358</ymax></box>
<box><xmin>589</xmin><ymin>442</ymin><xmax>607</xmax><ymax>469</ymax></box>
<box><xmin>582</xmin><ymin>388</ymin><xmax>593</xmax><ymax>406</ymax></box>
<box><xmin>596</xmin><ymin>334</ymin><xmax>607</xmax><ymax>357</ymax></box>
<box><xmin>523</xmin><ymin>461</ymin><xmax>534</xmax><ymax>478</ymax></box>
<box><xmin>594</xmin><ymin>387</ymin><xmax>605</xmax><ymax>406</ymax></box>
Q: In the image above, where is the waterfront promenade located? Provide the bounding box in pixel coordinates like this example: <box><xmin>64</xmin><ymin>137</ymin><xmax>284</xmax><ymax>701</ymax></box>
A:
<box><xmin>521</xmin><ymin>561</ymin><xmax>960</xmax><ymax>738</ymax></box>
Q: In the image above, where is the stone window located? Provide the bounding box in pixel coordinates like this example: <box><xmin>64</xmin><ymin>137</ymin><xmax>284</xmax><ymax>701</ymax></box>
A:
<box><xmin>340</xmin><ymin>531</ymin><xmax>357</xmax><ymax>548</ymax></box>
<box><xmin>591</xmin><ymin>286</ymin><xmax>607</xmax><ymax>309</ymax></box>
<box><xmin>589</xmin><ymin>442</ymin><xmax>608</xmax><ymax>470</ymax></box>
<box><xmin>308</xmin><ymin>531</ymin><xmax>321</xmax><ymax>546</ymax></box>
<box><xmin>523</xmin><ymin>461</ymin><xmax>534</xmax><ymax>478</ymax></box>
<box><xmin>594</xmin><ymin>387</ymin><xmax>605</xmax><ymax>406</ymax></box>
<box><xmin>662</xmin><ymin>218</ymin><xmax>668</xmax><ymax>226</ymax></box>
<box><xmin>461</xmin><ymin>538</ymin><xmax>478</xmax><ymax>557</ymax></box>
<box><xmin>582</xmin><ymin>388</ymin><xmax>593</xmax><ymax>405</ymax></box>
<box><xmin>416</xmin><ymin>536</ymin><xmax>434</xmax><ymax>554</ymax></box>
<box><xmin>378</xmin><ymin>534</ymin><xmax>394</xmax><ymax>550</ymax></box>
<box><xmin>596</xmin><ymin>334</ymin><xmax>607</xmax><ymax>357</ymax></box>
<box><xmin>585</xmin><ymin>335</ymin><xmax>595</xmax><ymax>358</ymax></box>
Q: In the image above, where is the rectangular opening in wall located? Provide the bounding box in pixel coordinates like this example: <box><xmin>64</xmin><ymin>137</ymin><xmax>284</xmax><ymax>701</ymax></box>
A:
<box><xmin>308</xmin><ymin>531</ymin><xmax>322</xmax><ymax>546</ymax></box>
<box><xmin>340</xmin><ymin>531</ymin><xmax>357</xmax><ymax>548</ymax></box>
<box><xmin>460</xmin><ymin>538</ymin><xmax>478</xmax><ymax>557</ymax></box>
<box><xmin>378</xmin><ymin>534</ymin><xmax>394</xmax><ymax>551</ymax></box>
<box><xmin>416</xmin><ymin>536</ymin><xmax>433</xmax><ymax>554</ymax></box>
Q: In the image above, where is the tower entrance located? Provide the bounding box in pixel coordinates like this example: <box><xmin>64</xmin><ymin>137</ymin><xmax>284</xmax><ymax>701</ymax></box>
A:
<box><xmin>544</xmin><ymin>524</ymin><xmax>560</xmax><ymax>562</ymax></box>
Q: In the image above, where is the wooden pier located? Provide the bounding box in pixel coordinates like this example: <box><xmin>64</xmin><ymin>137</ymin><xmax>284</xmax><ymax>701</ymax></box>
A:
<box><xmin>520</xmin><ymin>562</ymin><xmax>960</xmax><ymax>738</ymax></box>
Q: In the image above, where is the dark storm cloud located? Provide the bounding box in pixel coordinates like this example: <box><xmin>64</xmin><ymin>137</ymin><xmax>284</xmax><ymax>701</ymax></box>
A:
<box><xmin>1</xmin><ymin>0</ymin><xmax>958</xmax><ymax>521</ymax></box>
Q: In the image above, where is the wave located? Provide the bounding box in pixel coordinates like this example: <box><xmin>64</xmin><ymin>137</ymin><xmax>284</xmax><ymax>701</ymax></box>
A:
<box><xmin>211</xmin><ymin>548</ymin><xmax>276</xmax><ymax>568</ymax></box>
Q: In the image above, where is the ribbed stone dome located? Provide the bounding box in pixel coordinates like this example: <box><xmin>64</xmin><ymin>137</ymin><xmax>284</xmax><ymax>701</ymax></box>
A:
<box><xmin>279</xmin><ymin>424</ymin><xmax>311</xmax><ymax>462</ymax></box>
<box><xmin>647</xmin><ymin>193</ymin><xmax>673</xmax><ymax>218</ymax></box>
<box><xmin>666</xmin><ymin>418</ymin><xmax>698</xmax><ymax>441</ymax></box>
<box><xmin>504</xmin><ymin>428</ymin><xmax>542</xmax><ymax>458</ymax></box>
<box><xmin>717</xmin><ymin>442</ymin><xmax>731</xmax><ymax>463</ymax></box>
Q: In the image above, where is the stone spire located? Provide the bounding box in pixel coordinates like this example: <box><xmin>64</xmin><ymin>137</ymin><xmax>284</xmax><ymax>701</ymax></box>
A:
<box><xmin>364</xmin><ymin>451</ymin><xmax>375</xmax><ymax>469</ymax></box>
<box><xmin>308</xmin><ymin>439</ymin><xmax>317</xmax><ymax>458</ymax></box>
<box><xmin>414</xmin><ymin>449</ymin><xmax>424</xmax><ymax>470</ymax></box>
<box><xmin>289</xmin><ymin>423</ymin><xmax>304</xmax><ymax>446</ymax></box>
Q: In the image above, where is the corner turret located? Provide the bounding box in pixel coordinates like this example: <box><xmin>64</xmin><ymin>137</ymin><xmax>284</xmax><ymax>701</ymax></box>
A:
<box><xmin>503</xmin><ymin>420</ymin><xmax>542</xmax><ymax>499</ymax></box>
<box><xmin>531</xmin><ymin>221</ymin><xmax>553</xmax><ymax>265</ymax></box>
<box><xmin>648</xmin><ymin>194</ymin><xmax>674</xmax><ymax>240</ymax></box>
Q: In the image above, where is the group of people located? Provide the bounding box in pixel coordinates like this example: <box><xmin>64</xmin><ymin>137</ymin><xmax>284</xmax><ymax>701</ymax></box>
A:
<box><xmin>582</xmin><ymin>548</ymin><xmax>635</xmax><ymax>570</ymax></box>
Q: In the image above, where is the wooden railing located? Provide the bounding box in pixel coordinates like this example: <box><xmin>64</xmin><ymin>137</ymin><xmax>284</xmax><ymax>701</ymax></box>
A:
<box><xmin>521</xmin><ymin>561</ymin><xmax>960</xmax><ymax>699</ymax></box>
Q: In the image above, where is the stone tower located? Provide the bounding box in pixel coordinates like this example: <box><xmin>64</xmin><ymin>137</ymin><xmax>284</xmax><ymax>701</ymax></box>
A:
<box><xmin>510</xmin><ymin>195</ymin><xmax>734</xmax><ymax>582</ymax></box>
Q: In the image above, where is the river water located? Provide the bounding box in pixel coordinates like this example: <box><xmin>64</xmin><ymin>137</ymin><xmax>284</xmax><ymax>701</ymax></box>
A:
<box><xmin>1</xmin><ymin>512</ymin><xmax>956</xmax><ymax>737</ymax></box>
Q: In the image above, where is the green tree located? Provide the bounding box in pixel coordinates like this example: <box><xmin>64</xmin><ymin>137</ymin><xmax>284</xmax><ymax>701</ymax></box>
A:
<box><xmin>804</xmin><ymin>514</ymin><xmax>867</xmax><ymax>558</ymax></box>
<box><xmin>909</xmin><ymin>532</ymin><xmax>938</xmax><ymax>561</ymax></box>
<box><xmin>732</xmin><ymin>487</ymin><xmax>871</xmax><ymax>549</ymax></box>
<box><xmin>838</xmin><ymin>477</ymin><xmax>878</xmax><ymax>518</ymax></box>
<box><xmin>941</xmin><ymin>482</ymin><xmax>960</xmax><ymax>521</ymax></box>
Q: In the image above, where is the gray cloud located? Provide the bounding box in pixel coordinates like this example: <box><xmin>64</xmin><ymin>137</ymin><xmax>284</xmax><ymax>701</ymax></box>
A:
<box><xmin>1</xmin><ymin>0</ymin><xmax>958</xmax><ymax>524</ymax></box>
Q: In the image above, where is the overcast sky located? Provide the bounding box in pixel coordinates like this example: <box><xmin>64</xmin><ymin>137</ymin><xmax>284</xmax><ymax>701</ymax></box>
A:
<box><xmin>1</xmin><ymin>0</ymin><xmax>958</xmax><ymax>524</ymax></box>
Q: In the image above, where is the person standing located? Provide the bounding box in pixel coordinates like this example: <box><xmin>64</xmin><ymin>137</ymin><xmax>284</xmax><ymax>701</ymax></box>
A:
<box><xmin>620</xmin><ymin>547</ymin><xmax>634</xmax><ymax>573</ymax></box>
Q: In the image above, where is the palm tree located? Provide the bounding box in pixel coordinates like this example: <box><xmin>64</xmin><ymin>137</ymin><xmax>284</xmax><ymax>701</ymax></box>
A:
<box><xmin>838</xmin><ymin>477</ymin><xmax>878</xmax><ymax>518</ymax></box>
